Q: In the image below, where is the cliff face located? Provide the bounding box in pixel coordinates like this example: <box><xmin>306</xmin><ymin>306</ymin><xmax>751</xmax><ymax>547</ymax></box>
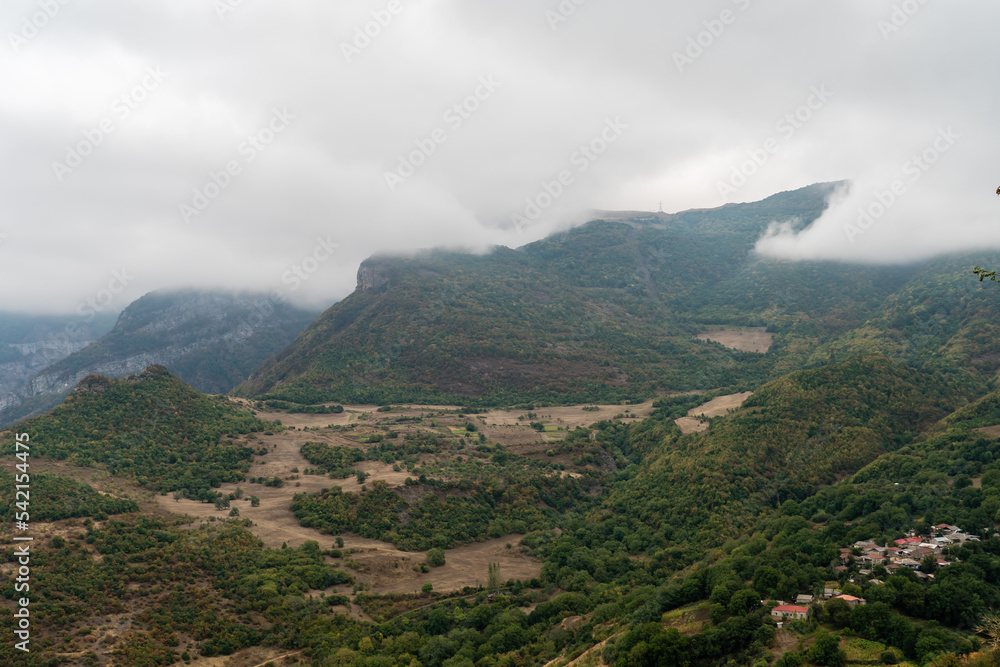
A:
<box><xmin>0</xmin><ymin>340</ymin><xmax>91</xmax><ymax>398</ymax></box>
<box><xmin>356</xmin><ymin>260</ymin><xmax>392</xmax><ymax>291</ymax></box>
<box><xmin>0</xmin><ymin>290</ymin><xmax>319</xmax><ymax>426</ymax></box>
<box><xmin>0</xmin><ymin>314</ymin><xmax>117</xmax><ymax>413</ymax></box>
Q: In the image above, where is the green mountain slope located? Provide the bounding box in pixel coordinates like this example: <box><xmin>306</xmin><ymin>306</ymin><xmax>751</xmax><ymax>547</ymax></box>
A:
<box><xmin>597</xmin><ymin>354</ymin><xmax>944</xmax><ymax>544</ymax></box>
<box><xmin>239</xmin><ymin>183</ymin><xmax>906</xmax><ymax>405</ymax></box>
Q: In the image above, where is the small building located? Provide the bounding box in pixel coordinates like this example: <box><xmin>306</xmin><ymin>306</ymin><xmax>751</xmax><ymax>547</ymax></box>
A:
<box><xmin>832</xmin><ymin>595</ymin><xmax>866</xmax><ymax>608</ymax></box>
<box><xmin>796</xmin><ymin>594</ymin><xmax>814</xmax><ymax>605</ymax></box>
<box><xmin>771</xmin><ymin>605</ymin><xmax>809</xmax><ymax>621</ymax></box>
<box><xmin>934</xmin><ymin>523</ymin><xmax>960</xmax><ymax>534</ymax></box>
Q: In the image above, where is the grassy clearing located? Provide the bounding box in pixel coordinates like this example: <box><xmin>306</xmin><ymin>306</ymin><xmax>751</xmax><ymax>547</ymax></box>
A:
<box><xmin>660</xmin><ymin>602</ymin><xmax>711</xmax><ymax>636</ymax></box>
<box><xmin>842</xmin><ymin>637</ymin><xmax>914</xmax><ymax>666</ymax></box>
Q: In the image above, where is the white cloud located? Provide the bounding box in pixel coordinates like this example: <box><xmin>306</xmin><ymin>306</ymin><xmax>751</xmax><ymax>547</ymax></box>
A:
<box><xmin>1</xmin><ymin>0</ymin><xmax>998</xmax><ymax>312</ymax></box>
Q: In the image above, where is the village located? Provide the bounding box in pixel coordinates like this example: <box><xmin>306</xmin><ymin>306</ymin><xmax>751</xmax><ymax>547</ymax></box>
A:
<box><xmin>768</xmin><ymin>523</ymin><xmax>979</xmax><ymax>623</ymax></box>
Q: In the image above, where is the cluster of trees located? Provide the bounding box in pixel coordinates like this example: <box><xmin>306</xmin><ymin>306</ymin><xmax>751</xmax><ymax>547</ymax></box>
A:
<box><xmin>263</xmin><ymin>399</ymin><xmax>344</xmax><ymax>413</ymax></box>
<box><xmin>0</xmin><ymin>517</ymin><xmax>356</xmax><ymax>664</ymax></box>
<box><xmin>291</xmin><ymin>473</ymin><xmax>586</xmax><ymax>551</ymax></box>
<box><xmin>301</xmin><ymin>441</ymin><xmax>366</xmax><ymax>478</ymax></box>
<box><xmin>1</xmin><ymin>366</ymin><xmax>275</xmax><ymax>499</ymax></box>
<box><xmin>0</xmin><ymin>471</ymin><xmax>137</xmax><ymax>521</ymax></box>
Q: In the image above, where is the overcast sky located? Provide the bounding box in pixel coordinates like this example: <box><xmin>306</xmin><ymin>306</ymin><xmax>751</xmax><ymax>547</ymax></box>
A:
<box><xmin>1</xmin><ymin>0</ymin><xmax>998</xmax><ymax>314</ymax></box>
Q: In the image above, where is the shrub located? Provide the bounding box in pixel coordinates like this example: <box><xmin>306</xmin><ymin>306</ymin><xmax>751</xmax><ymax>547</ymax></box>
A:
<box><xmin>427</xmin><ymin>548</ymin><xmax>446</xmax><ymax>567</ymax></box>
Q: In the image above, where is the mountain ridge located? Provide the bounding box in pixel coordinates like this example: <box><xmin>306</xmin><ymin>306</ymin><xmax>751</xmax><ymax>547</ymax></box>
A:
<box><xmin>0</xmin><ymin>289</ymin><xmax>318</xmax><ymax>426</ymax></box>
<box><xmin>235</xmin><ymin>182</ymin><xmax>937</xmax><ymax>406</ymax></box>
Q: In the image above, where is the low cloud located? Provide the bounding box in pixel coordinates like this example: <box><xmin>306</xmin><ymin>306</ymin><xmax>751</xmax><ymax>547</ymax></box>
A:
<box><xmin>1</xmin><ymin>0</ymin><xmax>999</xmax><ymax>312</ymax></box>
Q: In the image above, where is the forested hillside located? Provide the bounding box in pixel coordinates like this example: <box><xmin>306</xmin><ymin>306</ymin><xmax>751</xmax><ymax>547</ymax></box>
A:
<box><xmin>5</xmin><ymin>365</ymin><xmax>274</xmax><ymax>500</ymax></box>
<box><xmin>6</xmin><ymin>358</ymin><xmax>1000</xmax><ymax>666</ymax></box>
<box><xmin>238</xmin><ymin>183</ymin><xmax>1000</xmax><ymax>412</ymax></box>
<box><xmin>238</xmin><ymin>184</ymin><xmax>862</xmax><ymax>405</ymax></box>
<box><xmin>599</xmin><ymin>354</ymin><xmax>945</xmax><ymax>544</ymax></box>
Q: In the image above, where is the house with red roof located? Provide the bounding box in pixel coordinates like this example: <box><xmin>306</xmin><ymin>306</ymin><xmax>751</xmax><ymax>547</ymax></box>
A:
<box><xmin>771</xmin><ymin>605</ymin><xmax>809</xmax><ymax>621</ymax></box>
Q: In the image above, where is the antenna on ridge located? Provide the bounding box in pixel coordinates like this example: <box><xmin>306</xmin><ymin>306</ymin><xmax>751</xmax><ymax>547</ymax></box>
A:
<box><xmin>657</xmin><ymin>201</ymin><xmax>663</xmax><ymax>213</ymax></box>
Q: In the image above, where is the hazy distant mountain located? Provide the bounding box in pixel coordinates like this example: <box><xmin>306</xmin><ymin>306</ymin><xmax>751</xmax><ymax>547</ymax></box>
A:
<box><xmin>0</xmin><ymin>313</ymin><xmax>117</xmax><ymax>413</ymax></box>
<box><xmin>0</xmin><ymin>290</ymin><xmax>318</xmax><ymax>425</ymax></box>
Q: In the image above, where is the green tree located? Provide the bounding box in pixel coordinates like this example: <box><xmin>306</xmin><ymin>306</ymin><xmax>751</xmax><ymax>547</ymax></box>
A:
<box><xmin>487</xmin><ymin>562</ymin><xmax>501</xmax><ymax>594</ymax></box>
<box><xmin>728</xmin><ymin>589</ymin><xmax>760</xmax><ymax>616</ymax></box>
<box><xmin>921</xmin><ymin>553</ymin><xmax>938</xmax><ymax>574</ymax></box>
<box><xmin>807</xmin><ymin>632</ymin><xmax>846</xmax><ymax>667</ymax></box>
<box><xmin>775</xmin><ymin>653</ymin><xmax>803</xmax><ymax>667</ymax></box>
<box><xmin>427</xmin><ymin>548</ymin><xmax>446</xmax><ymax>567</ymax></box>
<box><xmin>825</xmin><ymin>598</ymin><xmax>851</xmax><ymax>629</ymax></box>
